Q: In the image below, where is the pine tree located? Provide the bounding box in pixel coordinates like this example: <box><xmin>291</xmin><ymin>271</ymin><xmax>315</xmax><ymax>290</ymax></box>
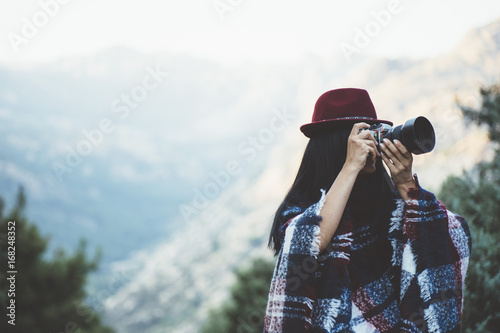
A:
<box><xmin>439</xmin><ymin>84</ymin><xmax>500</xmax><ymax>332</ymax></box>
<box><xmin>201</xmin><ymin>257</ymin><xmax>275</xmax><ymax>333</ymax></box>
<box><xmin>0</xmin><ymin>188</ymin><xmax>115</xmax><ymax>333</ymax></box>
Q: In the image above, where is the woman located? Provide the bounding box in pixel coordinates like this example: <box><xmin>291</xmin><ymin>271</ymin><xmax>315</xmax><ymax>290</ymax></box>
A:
<box><xmin>264</xmin><ymin>88</ymin><xmax>471</xmax><ymax>333</ymax></box>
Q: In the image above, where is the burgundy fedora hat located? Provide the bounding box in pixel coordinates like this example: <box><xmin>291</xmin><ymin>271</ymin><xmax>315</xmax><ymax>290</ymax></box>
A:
<box><xmin>300</xmin><ymin>88</ymin><xmax>393</xmax><ymax>138</ymax></box>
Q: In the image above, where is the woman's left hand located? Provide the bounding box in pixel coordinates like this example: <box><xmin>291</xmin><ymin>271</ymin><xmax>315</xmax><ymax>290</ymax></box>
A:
<box><xmin>380</xmin><ymin>138</ymin><xmax>417</xmax><ymax>199</ymax></box>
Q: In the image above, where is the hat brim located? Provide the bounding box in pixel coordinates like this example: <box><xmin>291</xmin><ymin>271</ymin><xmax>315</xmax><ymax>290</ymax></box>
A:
<box><xmin>300</xmin><ymin>118</ymin><xmax>393</xmax><ymax>138</ymax></box>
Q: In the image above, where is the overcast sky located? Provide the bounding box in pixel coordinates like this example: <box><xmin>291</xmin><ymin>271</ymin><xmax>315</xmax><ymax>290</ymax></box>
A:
<box><xmin>1</xmin><ymin>0</ymin><xmax>499</xmax><ymax>67</ymax></box>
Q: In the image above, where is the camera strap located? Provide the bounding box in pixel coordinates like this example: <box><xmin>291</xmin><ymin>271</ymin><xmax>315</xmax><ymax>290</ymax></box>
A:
<box><xmin>382</xmin><ymin>169</ymin><xmax>397</xmax><ymax>193</ymax></box>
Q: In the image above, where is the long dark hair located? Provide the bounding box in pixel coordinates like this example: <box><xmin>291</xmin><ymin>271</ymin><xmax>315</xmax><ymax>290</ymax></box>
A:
<box><xmin>268</xmin><ymin>125</ymin><xmax>395</xmax><ymax>256</ymax></box>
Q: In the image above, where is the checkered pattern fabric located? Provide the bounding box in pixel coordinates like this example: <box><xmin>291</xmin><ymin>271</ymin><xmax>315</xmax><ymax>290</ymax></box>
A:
<box><xmin>264</xmin><ymin>182</ymin><xmax>471</xmax><ymax>333</ymax></box>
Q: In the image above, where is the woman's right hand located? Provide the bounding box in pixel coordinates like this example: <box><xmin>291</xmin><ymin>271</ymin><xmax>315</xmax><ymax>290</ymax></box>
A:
<box><xmin>343</xmin><ymin>122</ymin><xmax>380</xmax><ymax>173</ymax></box>
<box><xmin>319</xmin><ymin>122</ymin><xmax>379</xmax><ymax>252</ymax></box>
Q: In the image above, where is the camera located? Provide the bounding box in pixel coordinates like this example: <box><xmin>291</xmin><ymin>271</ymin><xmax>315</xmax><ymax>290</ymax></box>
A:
<box><xmin>363</xmin><ymin>116</ymin><xmax>435</xmax><ymax>155</ymax></box>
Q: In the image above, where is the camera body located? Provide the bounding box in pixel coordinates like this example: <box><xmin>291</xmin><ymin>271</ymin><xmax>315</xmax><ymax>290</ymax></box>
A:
<box><xmin>365</xmin><ymin>123</ymin><xmax>392</xmax><ymax>146</ymax></box>
<box><xmin>362</xmin><ymin>116</ymin><xmax>435</xmax><ymax>155</ymax></box>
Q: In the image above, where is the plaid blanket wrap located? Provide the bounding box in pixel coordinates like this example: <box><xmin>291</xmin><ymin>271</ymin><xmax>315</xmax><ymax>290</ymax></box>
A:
<box><xmin>264</xmin><ymin>183</ymin><xmax>471</xmax><ymax>333</ymax></box>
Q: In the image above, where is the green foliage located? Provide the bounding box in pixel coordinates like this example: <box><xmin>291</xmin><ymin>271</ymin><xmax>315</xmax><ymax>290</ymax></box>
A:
<box><xmin>439</xmin><ymin>83</ymin><xmax>500</xmax><ymax>332</ymax></box>
<box><xmin>459</xmin><ymin>84</ymin><xmax>500</xmax><ymax>144</ymax></box>
<box><xmin>201</xmin><ymin>258</ymin><xmax>275</xmax><ymax>333</ymax></box>
<box><xmin>0</xmin><ymin>187</ymin><xmax>115</xmax><ymax>333</ymax></box>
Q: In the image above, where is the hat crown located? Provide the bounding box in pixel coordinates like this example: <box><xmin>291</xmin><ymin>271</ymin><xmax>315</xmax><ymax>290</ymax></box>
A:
<box><xmin>313</xmin><ymin>88</ymin><xmax>377</xmax><ymax>122</ymax></box>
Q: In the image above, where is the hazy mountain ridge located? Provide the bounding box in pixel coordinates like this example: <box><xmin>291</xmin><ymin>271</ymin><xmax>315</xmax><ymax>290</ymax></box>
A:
<box><xmin>100</xmin><ymin>18</ymin><xmax>500</xmax><ymax>333</ymax></box>
<box><xmin>0</xmin><ymin>50</ymin><xmax>301</xmax><ymax>266</ymax></box>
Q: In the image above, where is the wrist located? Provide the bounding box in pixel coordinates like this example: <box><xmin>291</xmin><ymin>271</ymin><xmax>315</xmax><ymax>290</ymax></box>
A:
<box><xmin>395</xmin><ymin>179</ymin><xmax>418</xmax><ymax>201</ymax></box>
<box><xmin>340</xmin><ymin>163</ymin><xmax>361</xmax><ymax>178</ymax></box>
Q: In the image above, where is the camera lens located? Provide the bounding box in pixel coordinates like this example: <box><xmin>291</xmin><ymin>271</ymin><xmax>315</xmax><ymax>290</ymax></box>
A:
<box><xmin>388</xmin><ymin>116</ymin><xmax>435</xmax><ymax>154</ymax></box>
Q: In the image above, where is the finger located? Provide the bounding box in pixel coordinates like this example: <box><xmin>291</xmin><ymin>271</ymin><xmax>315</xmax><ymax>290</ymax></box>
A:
<box><xmin>381</xmin><ymin>145</ymin><xmax>405</xmax><ymax>170</ymax></box>
<box><xmin>381</xmin><ymin>152</ymin><xmax>400</xmax><ymax>176</ymax></box>
<box><xmin>359</xmin><ymin>128</ymin><xmax>374</xmax><ymax>140</ymax></box>
<box><xmin>360</xmin><ymin>145</ymin><xmax>377</xmax><ymax>164</ymax></box>
<box><xmin>393</xmin><ymin>139</ymin><xmax>412</xmax><ymax>159</ymax></box>
<box><xmin>381</xmin><ymin>150</ymin><xmax>395</xmax><ymax>168</ymax></box>
<box><xmin>359</xmin><ymin>130</ymin><xmax>376</xmax><ymax>146</ymax></box>
<box><xmin>351</xmin><ymin>122</ymin><xmax>370</xmax><ymax>136</ymax></box>
<box><xmin>381</xmin><ymin>139</ymin><xmax>407</xmax><ymax>165</ymax></box>
<box><xmin>354</xmin><ymin>130</ymin><xmax>379</xmax><ymax>156</ymax></box>
<box><xmin>383</xmin><ymin>139</ymin><xmax>405</xmax><ymax>160</ymax></box>
<box><xmin>358</xmin><ymin>130</ymin><xmax>381</xmax><ymax>156</ymax></box>
<box><xmin>380</xmin><ymin>141</ymin><xmax>402</xmax><ymax>168</ymax></box>
<box><xmin>368</xmin><ymin>146</ymin><xmax>378</xmax><ymax>162</ymax></box>
<box><xmin>365</xmin><ymin>138</ymin><xmax>381</xmax><ymax>157</ymax></box>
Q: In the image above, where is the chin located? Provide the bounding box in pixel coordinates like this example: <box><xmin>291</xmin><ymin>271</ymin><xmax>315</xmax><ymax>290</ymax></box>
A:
<box><xmin>360</xmin><ymin>161</ymin><xmax>377</xmax><ymax>175</ymax></box>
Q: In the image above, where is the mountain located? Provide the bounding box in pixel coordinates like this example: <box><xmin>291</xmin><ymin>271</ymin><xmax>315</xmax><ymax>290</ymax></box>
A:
<box><xmin>0</xmin><ymin>48</ymin><xmax>301</xmax><ymax>267</ymax></box>
<box><xmin>100</xmin><ymin>18</ymin><xmax>500</xmax><ymax>333</ymax></box>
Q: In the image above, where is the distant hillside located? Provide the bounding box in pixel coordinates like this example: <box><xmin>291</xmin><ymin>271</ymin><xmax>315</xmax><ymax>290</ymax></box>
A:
<box><xmin>0</xmin><ymin>49</ymin><xmax>300</xmax><ymax>267</ymax></box>
<box><xmin>101</xmin><ymin>18</ymin><xmax>500</xmax><ymax>333</ymax></box>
